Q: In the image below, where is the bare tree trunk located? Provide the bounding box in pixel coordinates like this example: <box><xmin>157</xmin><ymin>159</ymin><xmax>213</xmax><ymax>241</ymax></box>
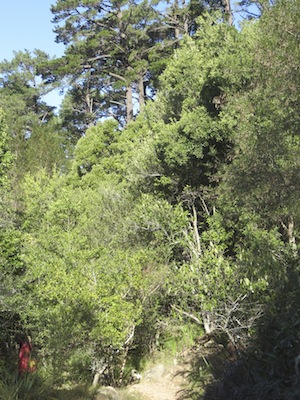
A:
<box><xmin>126</xmin><ymin>84</ymin><xmax>133</xmax><ymax>124</ymax></box>
<box><xmin>192</xmin><ymin>204</ymin><xmax>202</xmax><ymax>257</ymax></box>
<box><xmin>92</xmin><ymin>372</ymin><xmax>101</xmax><ymax>387</ymax></box>
<box><xmin>118</xmin><ymin>345</ymin><xmax>129</xmax><ymax>387</ymax></box>
<box><xmin>287</xmin><ymin>216</ymin><xmax>296</xmax><ymax>250</ymax></box>
<box><xmin>138</xmin><ymin>75</ymin><xmax>145</xmax><ymax>112</ymax></box>
<box><xmin>281</xmin><ymin>215</ymin><xmax>297</xmax><ymax>256</ymax></box>
<box><xmin>173</xmin><ymin>0</ymin><xmax>181</xmax><ymax>39</ymax></box>
<box><xmin>118</xmin><ymin>326</ymin><xmax>136</xmax><ymax>386</ymax></box>
<box><xmin>91</xmin><ymin>359</ymin><xmax>108</xmax><ymax>388</ymax></box>
<box><xmin>223</xmin><ymin>0</ymin><xmax>233</xmax><ymax>26</ymax></box>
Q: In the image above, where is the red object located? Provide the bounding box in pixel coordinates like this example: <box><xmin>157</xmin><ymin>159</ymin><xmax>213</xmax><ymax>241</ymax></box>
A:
<box><xmin>18</xmin><ymin>342</ymin><xmax>36</xmax><ymax>373</ymax></box>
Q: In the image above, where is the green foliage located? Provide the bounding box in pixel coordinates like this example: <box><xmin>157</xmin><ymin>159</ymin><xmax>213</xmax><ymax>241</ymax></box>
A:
<box><xmin>0</xmin><ymin>51</ymin><xmax>68</xmax><ymax>199</ymax></box>
<box><xmin>49</xmin><ymin>0</ymin><xmax>227</xmax><ymax>129</ymax></box>
<box><xmin>223</xmin><ymin>0</ymin><xmax>300</xmax><ymax>229</ymax></box>
<box><xmin>1</xmin><ymin>2</ymin><xmax>300</xmax><ymax>399</ymax></box>
<box><xmin>128</xmin><ymin>193</ymin><xmax>189</xmax><ymax>260</ymax></box>
<box><xmin>0</xmin><ymin>373</ymin><xmax>46</xmax><ymax>400</ymax></box>
<box><xmin>0</xmin><ymin>373</ymin><xmax>96</xmax><ymax>400</ymax></box>
<box><xmin>0</xmin><ymin>50</ymin><xmax>55</xmax><ymax>133</ymax></box>
<box><xmin>130</xmin><ymin>14</ymin><xmax>252</xmax><ymax>200</ymax></box>
<box><xmin>18</xmin><ymin>171</ymin><xmax>145</xmax><ymax>378</ymax></box>
<box><xmin>168</xmin><ymin>213</ymin><xmax>237</xmax><ymax>321</ymax></box>
<box><xmin>195</xmin><ymin>2</ymin><xmax>300</xmax><ymax>397</ymax></box>
<box><xmin>16</xmin><ymin>122</ymin><xmax>68</xmax><ymax>178</ymax></box>
<box><xmin>50</xmin><ymin>0</ymin><xmax>166</xmax><ymax>126</ymax></box>
<box><xmin>70</xmin><ymin>119</ymin><xmax>122</xmax><ymax>186</ymax></box>
<box><xmin>0</xmin><ymin>109</ymin><xmax>12</xmax><ymax>186</ymax></box>
<box><xmin>0</xmin><ymin>111</ymin><xmax>22</xmax><ymax>378</ymax></box>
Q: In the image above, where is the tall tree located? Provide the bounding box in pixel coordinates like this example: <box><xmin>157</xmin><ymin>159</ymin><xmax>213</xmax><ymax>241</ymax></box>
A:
<box><xmin>223</xmin><ymin>0</ymin><xmax>300</xmax><ymax>246</ymax></box>
<box><xmin>0</xmin><ymin>50</ymin><xmax>61</xmax><ymax>180</ymax></box>
<box><xmin>0</xmin><ymin>50</ymin><xmax>68</xmax><ymax>208</ymax></box>
<box><xmin>0</xmin><ymin>50</ymin><xmax>56</xmax><ymax>136</ymax></box>
<box><xmin>124</xmin><ymin>13</ymin><xmax>245</xmax><ymax>205</ymax></box>
<box><xmin>48</xmin><ymin>0</ymin><xmax>226</xmax><ymax>137</ymax></box>
<box><xmin>49</xmin><ymin>0</ymin><xmax>163</xmax><ymax>128</ymax></box>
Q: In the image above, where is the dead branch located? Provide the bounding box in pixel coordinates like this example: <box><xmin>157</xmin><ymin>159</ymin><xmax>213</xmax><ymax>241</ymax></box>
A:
<box><xmin>171</xmin><ymin>305</ymin><xmax>202</xmax><ymax>325</ymax></box>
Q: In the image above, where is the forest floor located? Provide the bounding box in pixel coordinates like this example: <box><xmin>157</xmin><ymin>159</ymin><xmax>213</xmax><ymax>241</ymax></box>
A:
<box><xmin>127</xmin><ymin>361</ymin><xmax>189</xmax><ymax>400</ymax></box>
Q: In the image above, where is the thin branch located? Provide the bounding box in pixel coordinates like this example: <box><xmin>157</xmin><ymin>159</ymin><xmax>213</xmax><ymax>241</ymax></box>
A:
<box><xmin>192</xmin><ymin>204</ymin><xmax>202</xmax><ymax>257</ymax></box>
<box><xmin>171</xmin><ymin>305</ymin><xmax>202</xmax><ymax>325</ymax></box>
<box><xmin>109</xmin><ymin>72</ymin><xmax>127</xmax><ymax>82</ymax></box>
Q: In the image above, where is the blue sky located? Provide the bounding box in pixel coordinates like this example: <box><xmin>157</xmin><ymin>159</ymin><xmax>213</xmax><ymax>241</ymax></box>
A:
<box><xmin>0</xmin><ymin>0</ymin><xmax>65</xmax><ymax>108</ymax></box>
<box><xmin>0</xmin><ymin>1</ymin><xmax>64</xmax><ymax>61</ymax></box>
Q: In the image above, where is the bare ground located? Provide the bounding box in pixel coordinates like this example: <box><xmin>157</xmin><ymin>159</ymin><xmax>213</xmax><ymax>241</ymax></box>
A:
<box><xmin>127</xmin><ymin>362</ymin><xmax>188</xmax><ymax>400</ymax></box>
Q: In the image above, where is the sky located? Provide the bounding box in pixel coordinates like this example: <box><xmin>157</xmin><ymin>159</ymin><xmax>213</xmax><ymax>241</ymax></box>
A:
<box><xmin>0</xmin><ymin>0</ymin><xmax>64</xmax><ymax>60</ymax></box>
<box><xmin>0</xmin><ymin>0</ymin><xmax>65</xmax><ymax>107</ymax></box>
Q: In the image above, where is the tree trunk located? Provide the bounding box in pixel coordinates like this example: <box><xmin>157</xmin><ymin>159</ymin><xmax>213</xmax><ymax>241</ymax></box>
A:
<box><xmin>126</xmin><ymin>84</ymin><xmax>133</xmax><ymax>124</ymax></box>
<box><xmin>281</xmin><ymin>215</ymin><xmax>297</xmax><ymax>256</ymax></box>
<box><xmin>91</xmin><ymin>360</ymin><xmax>108</xmax><ymax>388</ymax></box>
<box><xmin>192</xmin><ymin>204</ymin><xmax>202</xmax><ymax>257</ymax></box>
<box><xmin>223</xmin><ymin>0</ymin><xmax>233</xmax><ymax>26</ymax></box>
<box><xmin>138</xmin><ymin>74</ymin><xmax>145</xmax><ymax>111</ymax></box>
<box><xmin>118</xmin><ymin>345</ymin><xmax>129</xmax><ymax>387</ymax></box>
<box><xmin>92</xmin><ymin>372</ymin><xmax>101</xmax><ymax>387</ymax></box>
<box><xmin>287</xmin><ymin>215</ymin><xmax>297</xmax><ymax>255</ymax></box>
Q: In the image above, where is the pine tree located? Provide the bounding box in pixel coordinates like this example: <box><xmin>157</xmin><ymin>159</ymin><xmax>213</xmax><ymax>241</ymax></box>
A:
<box><xmin>47</xmin><ymin>0</ymin><xmax>226</xmax><ymax>136</ymax></box>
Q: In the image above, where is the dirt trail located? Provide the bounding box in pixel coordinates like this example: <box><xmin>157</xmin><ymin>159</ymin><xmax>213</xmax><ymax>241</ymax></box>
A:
<box><xmin>128</xmin><ymin>363</ymin><xmax>187</xmax><ymax>400</ymax></box>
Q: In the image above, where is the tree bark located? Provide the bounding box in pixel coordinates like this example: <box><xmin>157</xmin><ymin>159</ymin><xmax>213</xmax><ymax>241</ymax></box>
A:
<box><xmin>192</xmin><ymin>204</ymin><xmax>202</xmax><ymax>257</ymax></box>
<box><xmin>138</xmin><ymin>74</ymin><xmax>145</xmax><ymax>111</ymax></box>
<box><xmin>126</xmin><ymin>84</ymin><xmax>133</xmax><ymax>124</ymax></box>
<box><xmin>92</xmin><ymin>372</ymin><xmax>101</xmax><ymax>387</ymax></box>
<box><xmin>281</xmin><ymin>215</ymin><xmax>297</xmax><ymax>256</ymax></box>
<box><xmin>223</xmin><ymin>0</ymin><xmax>233</xmax><ymax>26</ymax></box>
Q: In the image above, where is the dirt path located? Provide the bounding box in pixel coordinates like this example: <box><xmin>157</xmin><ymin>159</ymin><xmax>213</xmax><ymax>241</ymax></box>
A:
<box><xmin>128</xmin><ymin>363</ymin><xmax>187</xmax><ymax>400</ymax></box>
<box><xmin>129</xmin><ymin>380</ymin><xmax>181</xmax><ymax>400</ymax></box>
